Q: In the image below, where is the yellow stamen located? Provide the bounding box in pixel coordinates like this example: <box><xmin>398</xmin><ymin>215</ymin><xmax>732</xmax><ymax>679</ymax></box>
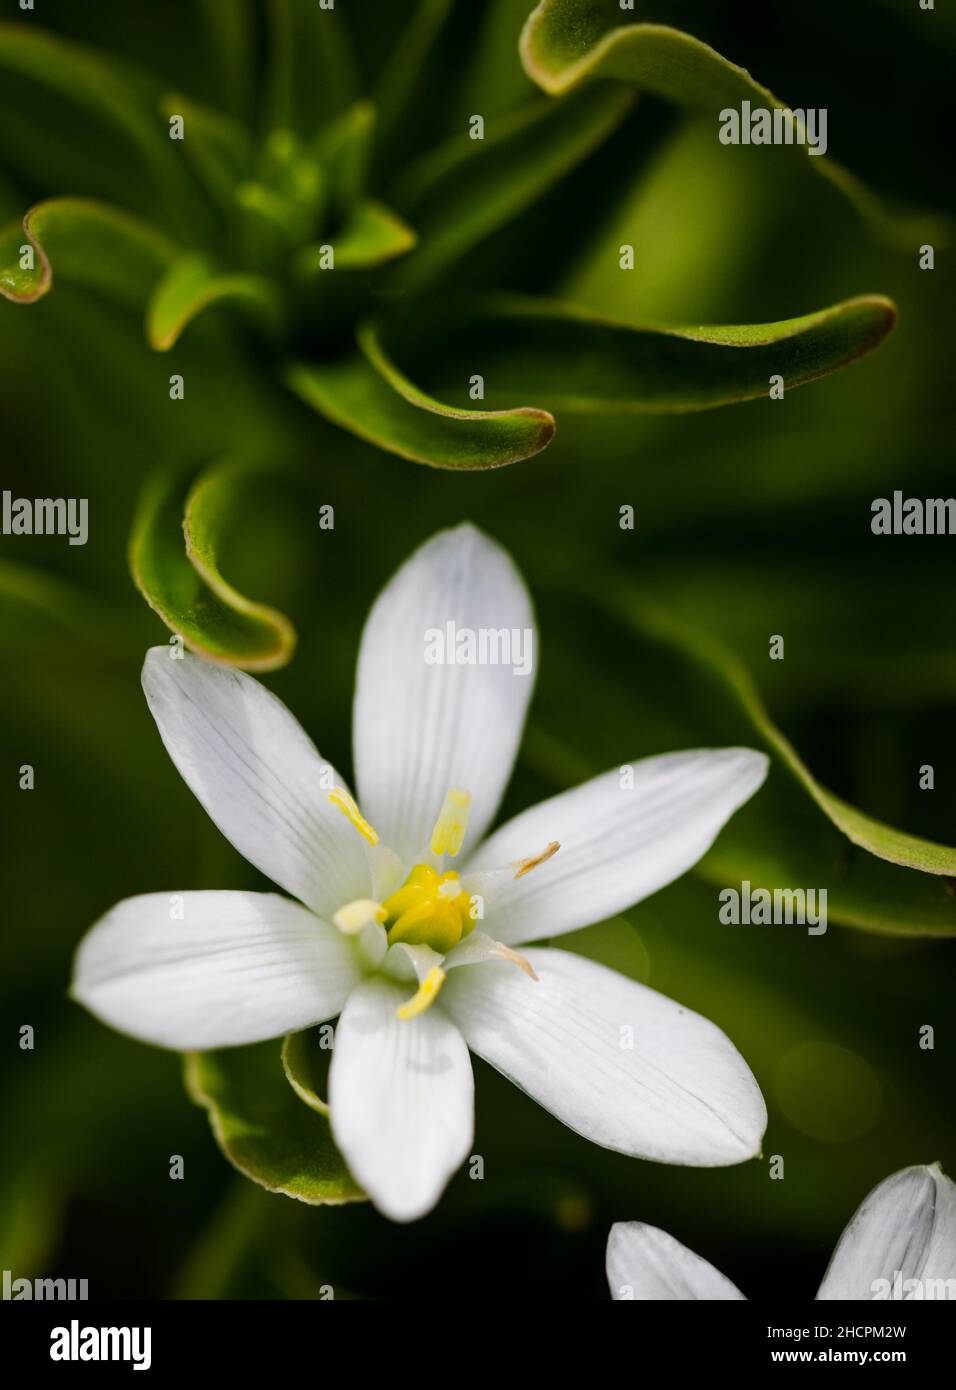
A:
<box><xmin>397</xmin><ymin>965</ymin><xmax>446</xmax><ymax>1020</ymax></box>
<box><xmin>332</xmin><ymin>899</ymin><xmax>386</xmax><ymax>936</ymax></box>
<box><xmin>328</xmin><ymin>786</ymin><xmax>379</xmax><ymax>846</ymax></box>
<box><xmin>430</xmin><ymin>787</ymin><xmax>472</xmax><ymax>857</ymax></box>
<box><xmin>512</xmin><ymin>840</ymin><xmax>560</xmax><ymax>879</ymax></box>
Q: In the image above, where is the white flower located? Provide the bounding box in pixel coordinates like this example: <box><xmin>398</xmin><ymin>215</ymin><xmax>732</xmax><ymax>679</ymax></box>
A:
<box><xmin>72</xmin><ymin>524</ymin><xmax>769</xmax><ymax>1222</ymax></box>
<box><xmin>607</xmin><ymin>1163</ymin><xmax>956</xmax><ymax>1299</ymax></box>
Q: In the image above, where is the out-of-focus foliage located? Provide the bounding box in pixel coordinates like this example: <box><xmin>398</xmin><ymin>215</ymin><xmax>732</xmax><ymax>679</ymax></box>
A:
<box><xmin>0</xmin><ymin>0</ymin><xmax>903</xmax><ymax>664</ymax></box>
<box><xmin>1</xmin><ymin>0</ymin><xmax>954</xmax><ymax>1300</ymax></box>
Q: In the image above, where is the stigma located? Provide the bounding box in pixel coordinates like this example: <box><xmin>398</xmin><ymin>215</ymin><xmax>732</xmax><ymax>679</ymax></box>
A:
<box><xmin>397</xmin><ymin>966</ymin><xmax>447</xmax><ymax>1020</ymax></box>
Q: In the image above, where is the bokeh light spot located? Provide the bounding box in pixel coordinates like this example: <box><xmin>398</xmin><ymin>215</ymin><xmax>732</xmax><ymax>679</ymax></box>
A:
<box><xmin>774</xmin><ymin>1042</ymin><xmax>882</xmax><ymax>1143</ymax></box>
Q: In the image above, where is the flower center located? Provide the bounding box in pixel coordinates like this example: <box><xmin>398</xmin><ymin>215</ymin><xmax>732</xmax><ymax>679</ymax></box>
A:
<box><xmin>381</xmin><ymin>865</ymin><xmax>474</xmax><ymax>953</ymax></box>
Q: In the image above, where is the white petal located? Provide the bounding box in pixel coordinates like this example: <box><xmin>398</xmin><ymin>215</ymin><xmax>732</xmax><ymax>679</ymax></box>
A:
<box><xmin>442</xmin><ymin>947</ymin><xmax>766</xmax><ymax>1165</ymax></box>
<box><xmin>464</xmin><ymin>748</ymin><xmax>769</xmax><ymax>945</ymax></box>
<box><xmin>816</xmin><ymin>1164</ymin><xmax>956</xmax><ymax>1300</ymax></box>
<box><xmin>71</xmin><ymin>891</ymin><xmax>361</xmax><ymax>1050</ymax></box>
<box><xmin>142</xmin><ymin>648</ymin><xmax>368</xmax><ymax>918</ymax></box>
<box><xmin>329</xmin><ymin>976</ymin><xmax>474</xmax><ymax>1222</ymax></box>
<box><xmin>607</xmin><ymin>1223</ymin><xmax>746</xmax><ymax>1300</ymax></box>
<box><xmin>353</xmin><ymin>525</ymin><xmax>535</xmax><ymax>866</ymax></box>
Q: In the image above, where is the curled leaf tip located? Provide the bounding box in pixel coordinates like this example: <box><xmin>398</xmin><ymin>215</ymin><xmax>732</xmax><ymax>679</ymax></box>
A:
<box><xmin>146</xmin><ymin>253</ymin><xmax>284</xmax><ymax>351</ymax></box>
<box><xmin>1</xmin><ymin>198</ymin><xmax>175</xmax><ymax>308</ymax></box>
<box><xmin>519</xmin><ymin>0</ymin><xmax>939</xmax><ymax>247</ymax></box>
<box><xmin>129</xmin><ymin>463</ymin><xmax>297</xmax><ymax>672</ymax></box>
<box><xmin>287</xmin><ymin>320</ymin><xmax>556</xmax><ymax>470</ymax></box>
<box><xmin>384</xmin><ymin>291</ymin><xmax>898</xmax><ymax>418</ymax></box>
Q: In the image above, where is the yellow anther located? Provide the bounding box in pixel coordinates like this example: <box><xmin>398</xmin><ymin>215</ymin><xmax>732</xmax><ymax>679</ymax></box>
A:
<box><xmin>512</xmin><ymin>840</ymin><xmax>560</xmax><ymax>879</ymax></box>
<box><xmin>332</xmin><ymin>899</ymin><xmax>386</xmax><ymax>936</ymax></box>
<box><xmin>397</xmin><ymin>966</ymin><xmax>446</xmax><ymax>1021</ymax></box>
<box><xmin>430</xmin><ymin>787</ymin><xmax>472</xmax><ymax>857</ymax></box>
<box><xmin>382</xmin><ymin>866</ymin><xmax>471</xmax><ymax>952</ymax></box>
<box><xmin>328</xmin><ymin>786</ymin><xmax>379</xmax><ymax>846</ymax></box>
<box><xmin>390</xmin><ymin>899</ymin><xmax>462</xmax><ymax>953</ymax></box>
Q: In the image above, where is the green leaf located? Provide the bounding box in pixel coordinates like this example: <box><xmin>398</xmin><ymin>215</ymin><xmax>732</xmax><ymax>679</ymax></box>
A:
<box><xmin>0</xmin><ymin>559</ymin><xmax>132</xmax><ymax>656</ymax></box>
<box><xmin>374</xmin><ymin>0</ymin><xmax>455</xmax><ymax>144</ymax></box>
<box><xmin>235</xmin><ymin>181</ymin><xmax>309</xmax><ymax>271</ymax></box>
<box><xmin>260</xmin><ymin>128</ymin><xmax>326</xmax><ymax>222</ymax></box>
<box><xmin>197</xmin><ymin>0</ymin><xmax>255</xmax><ymax>118</ymax></box>
<box><xmin>129</xmin><ymin>462</ymin><xmax>297</xmax><ymax>671</ymax></box>
<box><xmin>146</xmin><ymin>253</ymin><xmax>284</xmax><ymax>350</ymax></box>
<box><xmin>317</xmin><ymin>100</ymin><xmax>377</xmax><ymax>224</ymax></box>
<box><xmin>519</xmin><ymin>0</ymin><xmax>946</xmax><ymax>248</ymax></box>
<box><xmin>265</xmin><ymin>0</ymin><xmax>358</xmax><ymax>137</ymax></box>
<box><xmin>185</xmin><ymin>1043</ymin><xmax>364</xmax><ymax>1206</ymax></box>
<box><xmin>561</xmin><ymin>116</ymin><xmax>780</xmax><ymax>325</ymax></box>
<box><xmin>389</xmin><ymin>292</ymin><xmax>897</xmax><ymax>412</ymax></box>
<box><xmin>286</xmin><ymin>320</ymin><xmax>555</xmax><ymax>470</ymax></box>
<box><xmin>159</xmin><ymin>92</ymin><xmax>252</xmax><ymax>213</ymax></box>
<box><xmin>281</xmin><ymin>1031</ymin><xmax>331</xmax><ymax>1117</ymax></box>
<box><xmin>0</xmin><ymin>198</ymin><xmax>176</xmax><ymax>306</ymax></box>
<box><xmin>0</xmin><ymin>23</ymin><xmax>196</xmax><ymax>227</ymax></box>
<box><xmin>393</xmin><ymin>84</ymin><xmax>633</xmax><ymax>293</ymax></box>
<box><xmin>529</xmin><ymin>585</ymin><xmax>956</xmax><ymax>937</ymax></box>
<box><xmin>450</xmin><ymin>0</ymin><xmax>540</xmax><ymax>124</ymax></box>
<box><xmin>616</xmin><ymin>593</ymin><xmax>956</xmax><ymax>880</ymax></box>
<box><xmin>296</xmin><ymin>200</ymin><xmax>416</xmax><ymax>275</ymax></box>
<box><xmin>336</xmin><ymin>200</ymin><xmax>417</xmax><ymax>268</ymax></box>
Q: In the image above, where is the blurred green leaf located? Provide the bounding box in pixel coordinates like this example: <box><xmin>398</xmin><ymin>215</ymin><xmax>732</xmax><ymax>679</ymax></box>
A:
<box><xmin>394</xmin><ymin>84</ymin><xmax>633</xmax><ymax>292</ymax></box>
<box><xmin>396</xmin><ymin>293</ymin><xmax>897</xmax><ymax>412</ymax></box>
<box><xmin>520</xmin><ymin>0</ymin><xmax>945</xmax><ymax>247</ymax></box>
<box><xmin>146</xmin><ymin>253</ymin><xmax>284</xmax><ymax>350</ymax></box>
<box><xmin>265</xmin><ymin>0</ymin><xmax>358</xmax><ymax>137</ymax></box>
<box><xmin>234</xmin><ymin>180</ymin><xmax>308</xmax><ymax>271</ymax></box>
<box><xmin>170</xmin><ymin>1182</ymin><xmax>290</xmax><ymax>1300</ymax></box>
<box><xmin>530</xmin><ymin>585</ymin><xmax>956</xmax><ymax>937</ymax></box>
<box><xmin>0</xmin><ymin>198</ymin><xmax>175</xmax><ymax>305</ymax></box>
<box><xmin>0</xmin><ymin>1171</ymin><xmax>62</xmax><ymax>1275</ymax></box>
<box><xmin>184</xmin><ymin>1042</ymin><xmax>365</xmax><ymax>1206</ymax></box>
<box><xmin>0</xmin><ymin>559</ymin><xmax>132</xmax><ymax>655</ymax></box>
<box><xmin>561</xmin><ymin>117</ymin><xmax>777</xmax><ymax>323</ymax></box>
<box><xmin>0</xmin><ymin>22</ymin><xmax>196</xmax><ymax>222</ymax></box>
<box><xmin>614</xmin><ymin>590</ymin><xmax>956</xmax><ymax>880</ymax></box>
<box><xmin>197</xmin><ymin>0</ymin><xmax>255</xmax><ymax>119</ymax></box>
<box><xmin>373</xmin><ymin>0</ymin><xmax>455</xmax><ymax>146</ymax></box>
<box><xmin>129</xmin><ymin>461</ymin><xmax>297</xmax><ymax>671</ymax></box>
<box><xmin>337</xmin><ymin>199</ymin><xmax>416</xmax><ymax>268</ymax></box>
<box><xmin>286</xmin><ymin>320</ymin><xmax>555</xmax><ymax>469</ymax></box>
<box><xmin>159</xmin><ymin>92</ymin><xmax>252</xmax><ymax>214</ymax></box>
<box><xmin>317</xmin><ymin>100</ymin><xmax>376</xmax><ymax>224</ymax></box>
<box><xmin>295</xmin><ymin>200</ymin><xmax>416</xmax><ymax>275</ymax></box>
